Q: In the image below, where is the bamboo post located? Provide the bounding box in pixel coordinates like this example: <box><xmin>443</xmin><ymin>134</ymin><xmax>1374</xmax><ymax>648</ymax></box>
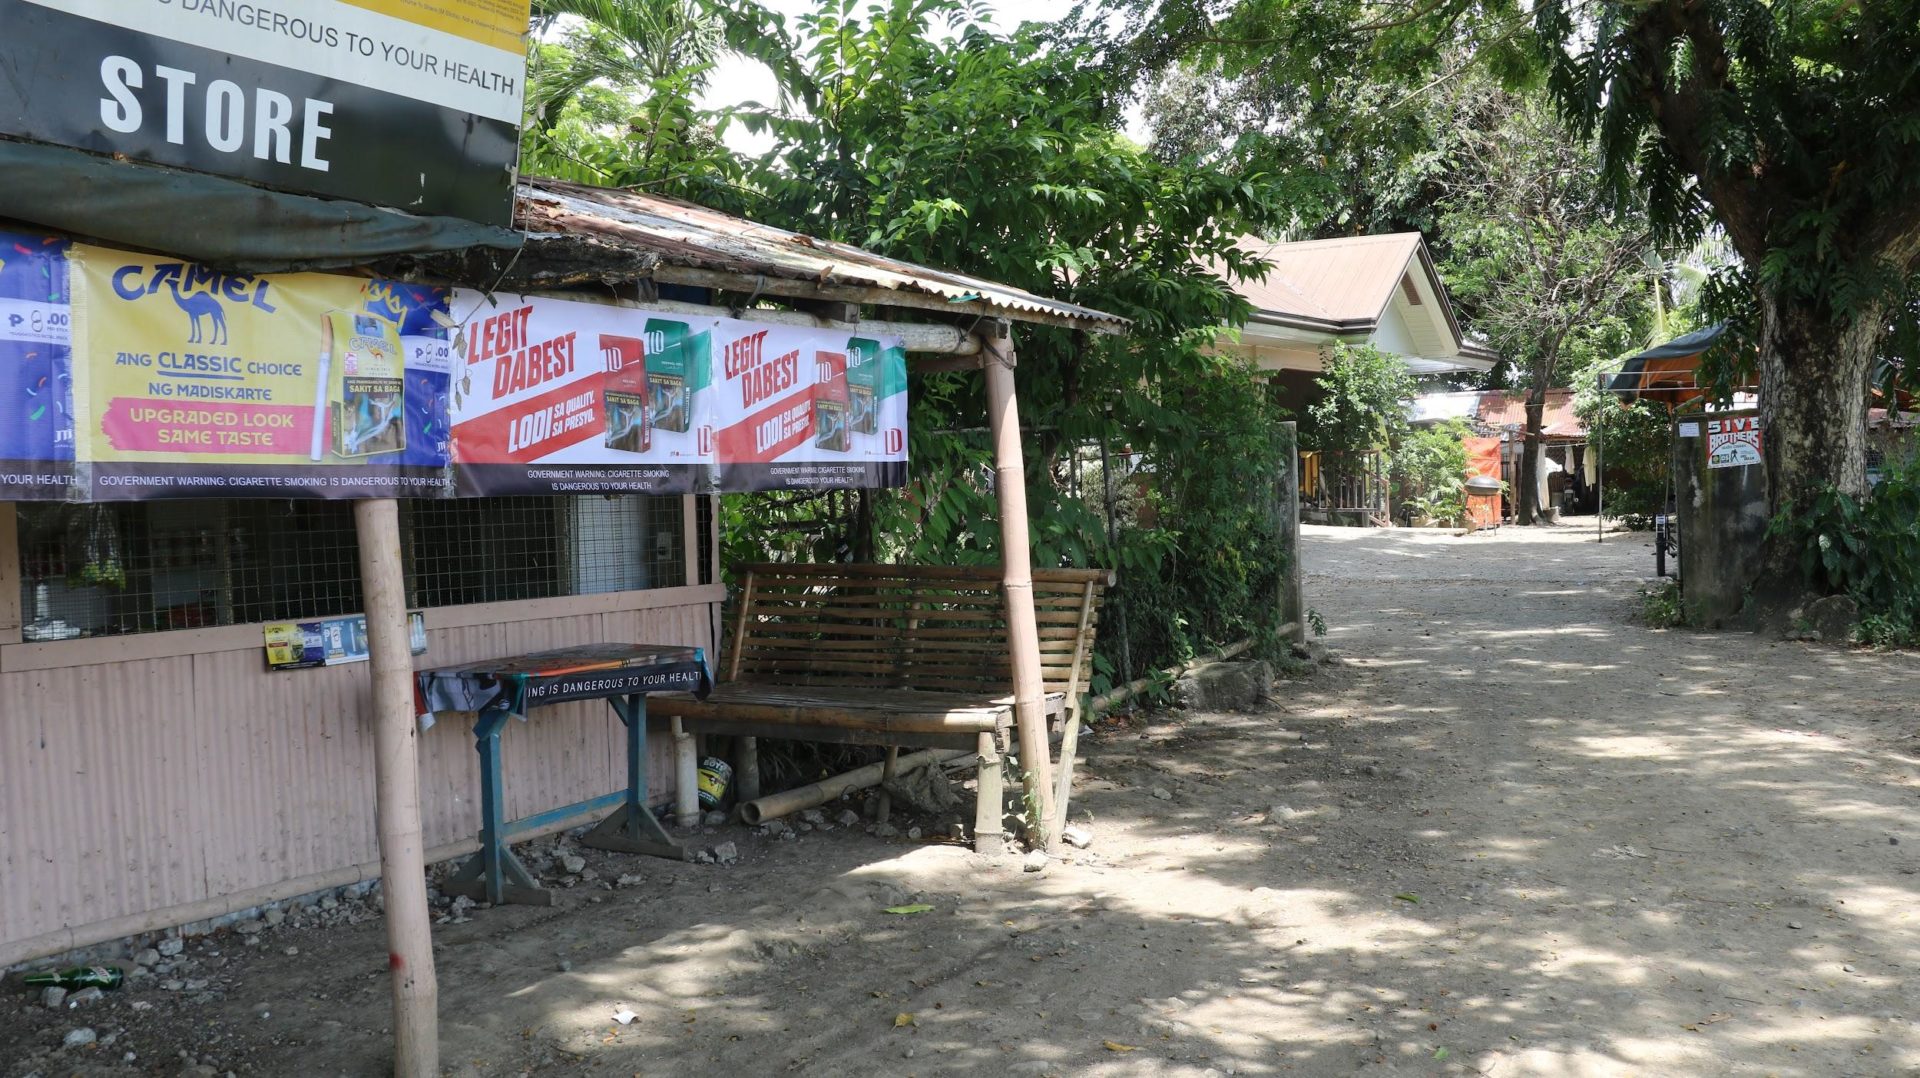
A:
<box><xmin>980</xmin><ymin>327</ymin><xmax>1056</xmax><ymax>846</ymax></box>
<box><xmin>352</xmin><ymin>499</ymin><xmax>438</xmax><ymax>1078</ymax></box>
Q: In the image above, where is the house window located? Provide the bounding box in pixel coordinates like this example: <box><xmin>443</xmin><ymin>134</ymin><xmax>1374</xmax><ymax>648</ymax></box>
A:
<box><xmin>14</xmin><ymin>495</ymin><xmax>687</xmax><ymax>641</ymax></box>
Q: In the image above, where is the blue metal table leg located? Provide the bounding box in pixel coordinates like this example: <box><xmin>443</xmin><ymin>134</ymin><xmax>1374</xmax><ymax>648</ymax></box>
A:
<box><xmin>581</xmin><ymin>694</ymin><xmax>687</xmax><ymax>860</ymax></box>
<box><xmin>445</xmin><ymin>709</ymin><xmax>554</xmax><ymax>906</ymax></box>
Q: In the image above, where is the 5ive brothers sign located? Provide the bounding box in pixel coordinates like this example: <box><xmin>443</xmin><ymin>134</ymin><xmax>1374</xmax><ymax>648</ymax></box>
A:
<box><xmin>0</xmin><ymin>0</ymin><xmax>528</xmax><ymax>224</ymax></box>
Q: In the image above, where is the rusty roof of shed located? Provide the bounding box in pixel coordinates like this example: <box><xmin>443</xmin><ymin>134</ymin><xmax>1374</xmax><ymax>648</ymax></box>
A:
<box><xmin>514</xmin><ymin>178</ymin><xmax>1130</xmax><ymax>333</ymax></box>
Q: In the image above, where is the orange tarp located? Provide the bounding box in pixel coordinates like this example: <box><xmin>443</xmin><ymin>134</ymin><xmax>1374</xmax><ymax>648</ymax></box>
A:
<box><xmin>1463</xmin><ymin>436</ymin><xmax>1502</xmax><ymax>529</ymax></box>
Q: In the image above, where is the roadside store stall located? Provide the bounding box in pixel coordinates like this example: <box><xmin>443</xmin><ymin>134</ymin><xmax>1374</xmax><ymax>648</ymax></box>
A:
<box><xmin>0</xmin><ymin>6</ymin><xmax>1129</xmax><ymax>1073</ymax></box>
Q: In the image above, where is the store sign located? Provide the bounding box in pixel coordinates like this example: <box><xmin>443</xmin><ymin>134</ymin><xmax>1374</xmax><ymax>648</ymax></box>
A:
<box><xmin>1</xmin><ymin>235</ymin><xmax>910</xmax><ymax>500</ymax></box>
<box><xmin>0</xmin><ymin>0</ymin><xmax>529</xmax><ymax>225</ymax></box>
<box><xmin>1706</xmin><ymin>415</ymin><xmax>1762</xmax><ymax>470</ymax></box>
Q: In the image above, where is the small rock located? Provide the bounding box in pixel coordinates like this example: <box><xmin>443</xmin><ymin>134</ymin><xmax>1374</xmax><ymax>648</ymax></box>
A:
<box><xmin>702</xmin><ymin>810</ymin><xmax>728</xmax><ymax>827</ymax></box>
<box><xmin>693</xmin><ymin>848</ymin><xmax>717</xmax><ymax>865</ymax></box>
<box><xmin>557</xmin><ymin>959</ymin><xmax>572</xmax><ymax>973</ymax></box>
<box><xmin>234</xmin><ymin>919</ymin><xmax>265</xmax><ymax>936</ymax></box>
<box><xmin>836</xmin><ymin>808</ymin><xmax>861</xmax><ymax>829</ymax></box>
<box><xmin>63</xmin><ymin>1027</ymin><xmax>97</xmax><ymax>1049</ymax></box>
<box><xmin>907</xmin><ymin>826</ymin><xmax>923</xmax><ymax>840</ymax></box>
<box><xmin>1022</xmin><ymin>850</ymin><xmax>1049</xmax><ymax>873</ymax></box>
<box><xmin>131</xmin><ymin>1000</ymin><xmax>153</xmax><ymax>1012</ymax></box>
<box><xmin>1788</xmin><ymin>921</ymin><xmax>1804</xmax><ymax>930</ymax></box>
<box><xmin>616</xmin><ymin>873</ymin><xmax>645</xmax><ymax>887</ymax></box>
<box><xmin>40</xmin><ymin>987</ymin><xmax>67</xmax><ymax>1009</ymax></box>
<box><xmin>712</xmin><ymin>842</ymin><xmax>739</xmax><ymax>865</ymax></box>
<box><xmin>1360</xmin><ymin>764</ymin><xmax>1381</xmax><ymax>776</ymax></box>
<box><xmin>799</xmin><ymin>808</ymin><xmax>826</xmax><ymax>825</ymax></box>
<box><xmin>558</xmin><ymin>854</ymin><xmax>586</xmax><ymax>875</ymax></box>
<box><xmin>1150</xmin><ymin>786</ymin><xmax>1173</xmax><ymax>801</ymax></box>
<box><xmin>68</xmin><ymin>987</ymin><xmax>104</xmax><ymax>1006</ymax></box>
<box><xmin>161</xmin><ymin>980</ymin><xmax>185</xmax><ymax>992</ymax></box>
<box><xmin>1060</xmin><ymin>825</ymin><xmax>1094</xmax><ymax>849</ymax></box>
<box><xmin>318</xmin><ymin>896</ymin><xmax>339</xmax><ymax>911</ymax></box>
<box><xmin>1268</xmin><ymin>804</ymin><xmax>1303</xmax><ymax>823</ymax></box>
<box><xmin>183</xmin><ymin>979</ymin><xmax>209</xmax><ymax>991</ymax></box>
<box><xmin>135</xmin><ymin>948</ymin><xmax>161</xmax><ymax>968</ymax></box>
<box><xmin>874</xmin><ymin>823</ymin><xmax>899</xmax><ymax>838</ymax></box>
<box><xmin>264</xmin><ymin>907</ymin><xmax>286</xmax><ymax>927</ymax></box>
<box><xmin>760</xmin><ymin>819</ymin><xmax>789</xmax><ymax>838</ymax></box>
<box><xmin>283</xmin><ymin>947</ymin><xmax>300</xmax><ymax>957</ymax></box>
<box><xmin>158</xmin><ymin>938</ymin><xmax>185</xmax><ymax>957</ymax></box>
<box><xmin>796</xmin><ymin>822</ymin><xmax>814</xmax><ymax>833</ymax></box>
<box><xmin>1844</xmin><ymin>964</ymin><xmax>1857</xmax><ymax>973</ymax></box>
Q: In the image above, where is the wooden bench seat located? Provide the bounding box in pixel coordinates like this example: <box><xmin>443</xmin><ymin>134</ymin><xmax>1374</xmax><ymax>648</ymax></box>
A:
<box><xmin>654</xmin><ymin>562</ymin><xmax>1110</xmax><ymax>851</ymax></box>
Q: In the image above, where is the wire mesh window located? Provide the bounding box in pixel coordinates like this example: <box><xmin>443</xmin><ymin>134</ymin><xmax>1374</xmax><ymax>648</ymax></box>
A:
<box><xmin>696</xmin><ymin>495</ymin><xmax>715</xmax><ymax>586</ymax></box>
<box><xmin>15</xmin><ymin>495</ymin><xmax>687</xmax><ymax>641</ymax></box>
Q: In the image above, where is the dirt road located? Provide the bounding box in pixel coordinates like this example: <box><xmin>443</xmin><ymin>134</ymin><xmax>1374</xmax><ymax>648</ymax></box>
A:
<box><xmin>8</xmin><ymin>523</ymin><xmax>1920</xmax><ymax>1076</ymax></box>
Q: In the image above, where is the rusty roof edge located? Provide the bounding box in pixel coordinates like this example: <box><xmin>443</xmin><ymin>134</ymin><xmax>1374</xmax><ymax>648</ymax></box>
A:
<box><xmin>518</xmin><ymin>183</ymin><xmax>1130</xmax><ymax>329</ymax></box>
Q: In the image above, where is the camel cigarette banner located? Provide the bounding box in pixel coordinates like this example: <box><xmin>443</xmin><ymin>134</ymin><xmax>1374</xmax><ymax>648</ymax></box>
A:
<box><xmin>2</xmin><ymin>244</ymin><xmax>907</xmax><ymax>501</ymax></box>
<box><xmin>0</xmin><ymin>232</ymin><xmax>76</xmax><ymax>499</ymax></box>
<box><xmin>69</xmin><ymin>243</ymin><xmax>453</xmax><ymax>500</ymax></box>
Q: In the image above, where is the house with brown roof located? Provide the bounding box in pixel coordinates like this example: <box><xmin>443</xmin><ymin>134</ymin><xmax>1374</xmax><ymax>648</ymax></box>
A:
<box><xmin>1211</xmin><ymin>233</ymin><xmax>1497</xmax><ymax>402</ymax></box>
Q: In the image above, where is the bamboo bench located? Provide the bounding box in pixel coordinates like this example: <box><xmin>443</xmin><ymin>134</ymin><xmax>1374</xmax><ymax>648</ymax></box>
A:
<box><xmin>654</xmin><ymin>562</ymin><xmax>1110</xmax><ymax>852</ymax></box>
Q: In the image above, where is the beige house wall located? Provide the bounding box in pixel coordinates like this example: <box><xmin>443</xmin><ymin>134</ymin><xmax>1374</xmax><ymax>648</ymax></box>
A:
<box><xmin>0</xmin><ymin>496</ymin><xmax>722</xmax><ymax>966</ymax></box>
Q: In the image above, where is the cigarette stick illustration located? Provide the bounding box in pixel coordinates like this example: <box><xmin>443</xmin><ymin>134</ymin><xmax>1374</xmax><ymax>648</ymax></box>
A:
<box><xmin>310</xmin><ymin>314</ymin><xmax>331</xmax><ymax>461</ymax></box>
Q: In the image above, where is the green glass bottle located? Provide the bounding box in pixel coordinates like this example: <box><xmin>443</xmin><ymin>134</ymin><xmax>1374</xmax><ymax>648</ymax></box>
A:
<box><xmin>21</xmin><ymin>965</ymin><xmax>123</xmax><ymax>991</ymax></box>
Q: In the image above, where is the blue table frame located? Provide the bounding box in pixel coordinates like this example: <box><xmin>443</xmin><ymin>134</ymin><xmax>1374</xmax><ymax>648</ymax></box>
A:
<box><xmin>418</xmin><ymin>644</ymin><xmax>710</xmax><ymax>907</ymax></box>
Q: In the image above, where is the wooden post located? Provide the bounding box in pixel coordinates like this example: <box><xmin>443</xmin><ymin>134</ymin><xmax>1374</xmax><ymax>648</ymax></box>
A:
<box><xmin>980</xmin><ymin>328</ymin><xmax>1056</xmax><ymax>846</ymax></box>
<box><xmin>352</xmin><ymin>499</ymin><xmax>438</xmax><ymax>1078</ymax></box>
<box><xmin>0</xmin><ymin>502</ymin><xmax>22</xmax><ymax>644</ymax></box>
<box><xmin>1276</xmin><ymin>421</ymin><xmax>1305</xmax><ymax>643</ymax></box>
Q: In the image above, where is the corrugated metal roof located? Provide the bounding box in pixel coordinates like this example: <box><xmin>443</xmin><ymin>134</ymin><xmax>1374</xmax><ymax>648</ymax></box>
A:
<box><xmin>1475</xmin><ymin>389</ymin><xmax>1586</xmax><ymax>438</ymax></box>
<box><xmin>1227</xmin><ymin>233</ymin><xmax>1426</xmax><ymax>324</ymax></box>
<box><xmin>516</xmin><ymin>179</ymin><xmax>1129</xmax><ymax>333</ymax></box>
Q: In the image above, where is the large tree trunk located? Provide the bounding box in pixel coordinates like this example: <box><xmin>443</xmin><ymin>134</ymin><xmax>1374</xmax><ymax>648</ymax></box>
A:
<box><xmin>1515</xmin><ymin>392</ymin><xmax>1548</xmax><ymax>525</ymax></box>
<box><xmin>1754</xmin><ymin>290</ymin><xmax>1881</xmax><ymax>582</ymax></box>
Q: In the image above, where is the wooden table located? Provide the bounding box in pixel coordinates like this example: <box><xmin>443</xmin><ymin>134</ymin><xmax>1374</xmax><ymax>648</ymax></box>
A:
<box><xmin>415</xmin><ymin>643</ymin><xmax>711</xmax><ymax>906</ymax></box>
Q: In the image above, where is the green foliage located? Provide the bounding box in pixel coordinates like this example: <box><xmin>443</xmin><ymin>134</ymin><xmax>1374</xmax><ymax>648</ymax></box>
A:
<box><xmin>520</xmin><ymin>0</ymin><xmax>746</xmax><ymax>205</ymax></box>
<box><xmin>1395</xmin><ymin>421</ymin><xmax>1470</xmax><ymax>525</ymax></box>
<box><xmin>1306</xmin><ymin>343</ymin><xmax>1414</xmax><ymax>456</ymax></box>
<box><xmin>1569</xmin><ymin>384</ymin><xmax>1672</xmax><ymax>528</ymax></box>
<box><xmin>653</xmin><ymin>0</ymin><xmax>1297</xmax><ymax>680</ymax></box>
<box><xmin>1640</xmin><ymin>580</ymin><xmax>1685</xmax><ymax>629</ymax></box>
<box><xmin>1769</xmin><ymin>453</ymin><xmax>1920</xmax><ymax>647</ymax></box>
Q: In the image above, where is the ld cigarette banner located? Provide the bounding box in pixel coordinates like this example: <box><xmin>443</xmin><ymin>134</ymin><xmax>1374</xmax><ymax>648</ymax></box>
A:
<box><xmin>446</xmin><ymin>290</ymin><xmax>711</xmax><ymax>495</ymax></box>
<box><xmin>447</xmin><ymin>291</ymin><xmax>908</xmax><ymax>495</ymax></box>
<box><xmin>71</xmin><ymin>244</ymin><xmax>452</xmax><ymax>500</ymax></box>
<box><xmin>708</xmin><ymin>317</ymin><xmax>909</xmax><ymax>491</ymax></box>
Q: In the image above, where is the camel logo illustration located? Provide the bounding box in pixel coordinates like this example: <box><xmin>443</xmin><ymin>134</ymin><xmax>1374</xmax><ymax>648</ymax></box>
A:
<box><xmin>164</xmin><ymin>278</ymin><xmax>228</xmax><ymax>344</ymax></box>
<box><xmin>109</xmin><ymin>262</ymin><xmax>276</xmax><ymax>343</ymax></box>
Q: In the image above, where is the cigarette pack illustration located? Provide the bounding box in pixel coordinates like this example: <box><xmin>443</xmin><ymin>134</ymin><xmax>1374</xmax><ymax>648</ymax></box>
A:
<box><xmin>600</xmin><ymin>333</ymin><xmax>651</xmax><ymax>453</ymax></box>
<box><xmin>813</xmin><ymin>350</ymin><xmax>851</xmax><ymax>453</ymax></box>
<box><xmin>644</xmin><ymin>318</ymin><xmax>697</xmax><ymax>433</ymax></box>
<box><xmin>321</xmin><ymin>310</ymin><xmax>405</xmax><ymax>459</ymax></box>
<box><xmin>846</xmin><ymin>337</ymin><xmax>881</xmax><ymax>435</ymax></box>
